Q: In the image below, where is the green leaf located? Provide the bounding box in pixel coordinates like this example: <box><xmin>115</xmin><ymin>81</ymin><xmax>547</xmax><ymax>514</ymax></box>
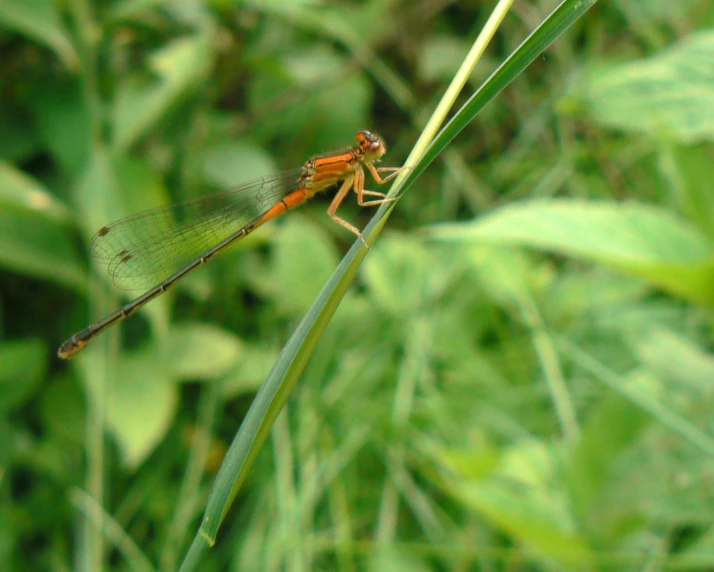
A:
<box><xmin>112</xmin><ymin>153</ymin><xmax>173</xmax><ymax>216</ymax></box>
<box><xmin>0</xmin><ymin>0</ymin><xmax>78</xmax><ymax>69</ymax></box>
<box><xmin>40</xmin><ymin>377</ymin><xmax>86</xmax><ymax>445</ymax></box>
<box><xmin>615</xmin><ymin>0</ymin><xmax>700</xmax><ymax>21</ymax></box>
<box><xmin>561</xmin><ymin>343</ymin><xmax>714</xmax><ymax>458</ymax></box>
<box><xmin>0</xmin><ymin>339</ymin><xmax>47</xmax><ymax>411</ymax></box>
<box><xmin>460</xmin><ymin>246</ymin><xmax>539</xmax><ymax>305</ymax></box>
<box><xmin>427</xmin><ymin>199</ymin><xmax>714</xmax><ymax>306</ymax></box>
<box><xmin>564</xmin><ymin>31</ymin><xmax>714</xmax><ymax>142</ymax></box>
<box><xmin>458</xmin><ymin>480</ymin><xmax>591</xmax><ymax>565</ymax></box>
<box><xmin>361</xmin><ymin>234</ymin><xmax>440</xmax><ymax>317</ymax></box>
<box><xmin>0</xmin><ymin>108</ymin><xmax>38</xmax><ymax>162</ymax></box>
<box><xmin>165</xmin><ymin>323</ymin><xmax>243</xmax><ymax>381</ymax></box>
<box><xmin>112</xmin><ymin>34</ymin><xmax>213</xmax><ymax>151</ymax></box>
<box><xmin>107</xmin><ymin>0</ymin><xmax>189</xmax><ymax>23</ymax></box>
<box><xmin>199</xmin><ymin>141</ymin><xmax>278</xmax><ymax>189</ymax></box>
<box><xmin>219</xmin><ymin>343</ymin><xmax>279</xmax><ymax>399</ymax></box>
<box><xmin>445</xmin><ymin>443</ymin><xmax>592</xmax><ymax>567</ymax></box>
<box><xmin>82</xmin><ymin>349</ymin><xmax>178</xmax><ymax>468</ymax></box>
<box><xmin>633</xmin><ymin>327</ymin><xmax>714</xmax><ymax>392</ymax></box>
<box><xmin>367</xmin><ymin>548</ymin><xmax>433</xmax><ymax>572</ymax></box>
<box><xmin>0</xmin><ymin>161</ymin><xmax>72</xmax><ymax>220</ymax></box>
<box><xmin>256</xmin><ymin>216</ymin><xmax>340</xmax><ymax>316</ymax></box>
<box><xmin>30</xmin><ymin>80</ymin><xmax>91</xmax><ymax>174</ymax></box>
<box><xmin>417</xmin><ymin>36</ymin><xmax>474</xmax><ymax>83</ymax></box>
<box><xmin>660</xmin><ymin>143</ymin><xmax>714</xmax><ymax>242</ymax></box>
<box><xmin>566</xmin><ymin>393</ymin><xmax>650</xmax><ymax>523</ymax></box>
<box><xmin>73</xmin><ymin>146</ymin><xmax>124</xmax><ymax>239</ymax></box>
<box><xmin>0</xmin><ymin>162</ymin><xmax>86</xmax><ymax>291</ymax></box>
<box><xmin>673</xmin><ymin>527</ymin><xmax>714</xmax><ymax>569</ymax></box>
<box><xmin>437</xmin><ymin>448</ymin><xmax>502</xmax><ymax>481</ymax></box>
<box><xmin>247</xmin><ymin>46</ymin><xmax>373</xmax><ymax>150</ymax></box>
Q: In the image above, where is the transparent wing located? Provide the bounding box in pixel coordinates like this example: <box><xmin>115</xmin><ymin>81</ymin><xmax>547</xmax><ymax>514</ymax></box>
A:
<box><xmin>90</xmin><ymin>169</ymin><xmax>303</xmax><ymax>291</ymax></box>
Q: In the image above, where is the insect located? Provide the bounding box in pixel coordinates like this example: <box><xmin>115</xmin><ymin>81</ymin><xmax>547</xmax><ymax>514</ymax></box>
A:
<box><xmin>58</xmin><ymin>130</ymin><xmax>401</xmax><ymax>359</ymax></box>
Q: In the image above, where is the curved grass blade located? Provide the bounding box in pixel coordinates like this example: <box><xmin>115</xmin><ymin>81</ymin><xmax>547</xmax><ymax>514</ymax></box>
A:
<box><xmin>179</xmin><ymin>0</ymin><xmax>598</xmax><ymax>569</ymax></box>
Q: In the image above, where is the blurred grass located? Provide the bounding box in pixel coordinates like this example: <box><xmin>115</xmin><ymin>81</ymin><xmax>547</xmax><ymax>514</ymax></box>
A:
<box><xmin>3</xmin><ymin>0</ymin><xmax>714</xmax><ymax>570</ymax></box>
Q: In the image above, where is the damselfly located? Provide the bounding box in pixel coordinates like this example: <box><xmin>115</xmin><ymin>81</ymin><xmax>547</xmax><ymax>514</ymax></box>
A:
<box><xmin>58</xmin><ymin>130</ymin><xmax>400</xmax><ymax>359</ymax></box>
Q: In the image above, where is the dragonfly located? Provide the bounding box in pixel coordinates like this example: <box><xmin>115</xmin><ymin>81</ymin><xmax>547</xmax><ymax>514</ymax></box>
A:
<box><xmin>58</xmin><ymin>130</ymin><xmax>402</xmax><ymax>359</ymax></box>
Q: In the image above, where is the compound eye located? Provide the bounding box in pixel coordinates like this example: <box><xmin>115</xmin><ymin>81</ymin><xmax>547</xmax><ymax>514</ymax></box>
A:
<box><xmin>356</xmin><ymin>130</ymin><xmax>384</xmax><ymax>155</ymax></box>
<box><xmin>356</xmin><ymin>130</ymin><xmax>372</xmax><ymax>145</ymax></box>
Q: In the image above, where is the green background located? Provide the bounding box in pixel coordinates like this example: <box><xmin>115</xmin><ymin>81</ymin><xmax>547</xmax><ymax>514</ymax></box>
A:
<box><xmin>3</xmin><ymin>0</ymin><xmax>714</xmax><ymax>570</ymax></box>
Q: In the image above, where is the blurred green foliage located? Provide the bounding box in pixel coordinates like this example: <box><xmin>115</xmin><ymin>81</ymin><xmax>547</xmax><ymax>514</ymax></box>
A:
<box><xmin>3</xmin><ymin>0</ymin><xmax>714</xmax><ymax>570</ymax></box>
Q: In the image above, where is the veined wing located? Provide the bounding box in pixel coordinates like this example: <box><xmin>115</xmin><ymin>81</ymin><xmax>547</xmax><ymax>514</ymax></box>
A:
<box><xmin>90</xmin><ymin>169</ymin><xmax>303</xmax><ymax>291</ymax></box>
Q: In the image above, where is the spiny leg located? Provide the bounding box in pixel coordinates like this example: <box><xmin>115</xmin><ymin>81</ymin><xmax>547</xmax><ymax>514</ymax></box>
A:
<box><xmin>371</xmin><ymin>164</ymin><xmax>413</xmax><ymax>200</ymax></box>
<box><xmin>357</xmin><ymin>164</ymin><xmax>400</xmax><ymax>207</ymax></box>
<box><xmin>327</xmin><ymin>176</ymin><xmax>369</xmax><ymax>247</ymax></box>
<box><xmin>367</xmin><ymin>163</ymin><xmax>404</xmax><ymax>184</ymax></box>
<box><xmin>327</xmin><ymin>165</ymin><xmax>406</xmax><ymax>247</ymax></box>
<box><xmin>358</xmin><ymin>195</ymin><xmax>398</xmax><ymax>207</ymax></box>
